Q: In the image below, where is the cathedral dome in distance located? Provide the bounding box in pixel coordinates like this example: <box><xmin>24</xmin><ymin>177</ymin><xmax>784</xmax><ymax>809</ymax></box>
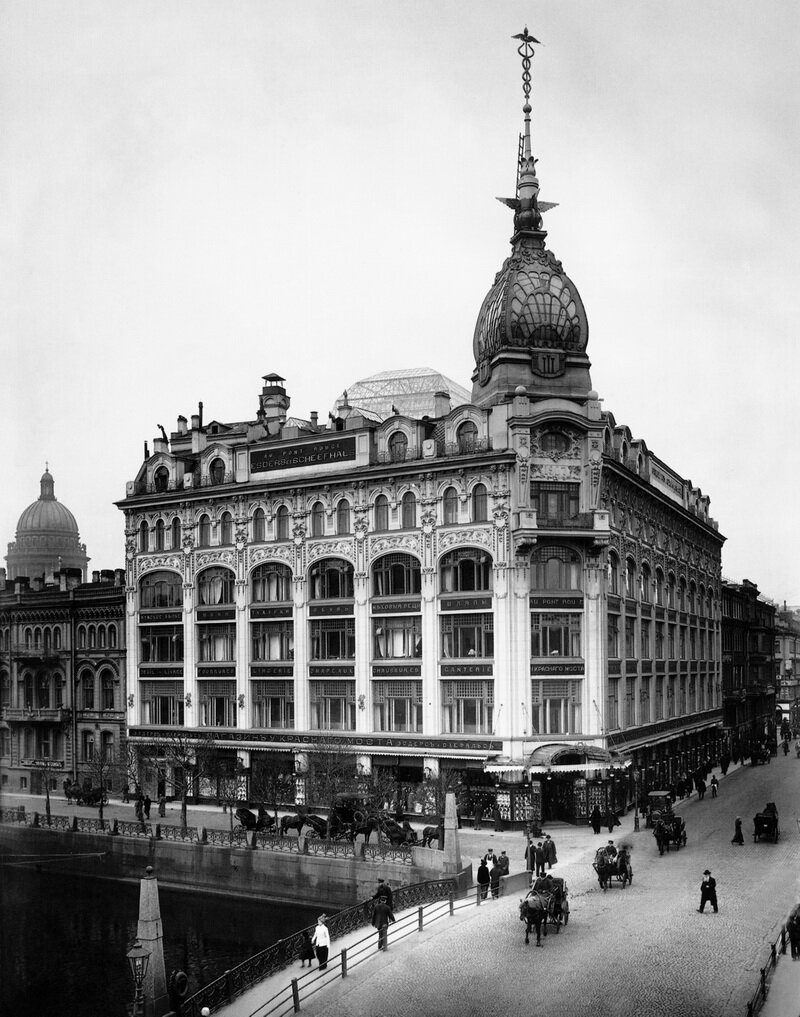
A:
<box><xmin>5</xmin><ymin>467</ymin><xmax>89</xmax><ymax>580</ymax></box>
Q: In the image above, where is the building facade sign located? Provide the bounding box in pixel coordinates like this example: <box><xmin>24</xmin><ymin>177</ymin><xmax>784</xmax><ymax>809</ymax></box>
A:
<box><xmin>440</xmin><ymin>596</ymin><xmax>493</xmax><ymax>612</ymax></box>
<box><xmin>530</xmin><ymin>662</ymin><xmax>584</xmax><ymax>675</ymax></box>
<box><xmin>529</xmin><ymin>595</ymin><xmax>584</xmax><ymax>609</ymax></box>
<box><xmin>372</xmin><ymin>664</ymin><xmax>422</xmax><ymax>677</ymax></box>
<box><xmin>250</xmin><ymin>606</ymin><xmax>293</xmax><ymax>619</ymax></box>
<box><xmin>372</xmin><ymin>599</ymin><xmax>422</xmax><ymax>614</ymax></box>
<box><xmin>441</xmin><ymin>663</ymin><xmax>493</xmax><ymax>676</ymax></box>
<box><xmin>250</xmin><ymin>436</ymin><xmax>357</xmax><ymax>474</ymax></box>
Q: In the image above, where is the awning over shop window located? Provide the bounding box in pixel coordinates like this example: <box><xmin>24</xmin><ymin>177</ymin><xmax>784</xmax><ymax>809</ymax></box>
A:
<box><xmin>526</xmin><ymin>743</ymin><xmax>630</xmax><ymax>772</ymax></box>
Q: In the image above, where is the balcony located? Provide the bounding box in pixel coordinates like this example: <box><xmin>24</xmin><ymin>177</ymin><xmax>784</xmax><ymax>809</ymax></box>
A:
<box><xmin>11</xmin><ymin>644</ymin><xmax>60</xmax><ymax>663</ymax></box>
<box><xmin>4</xmin><ymin>707</ymin><xmax>69</xmax><ymax>724</ymax></box>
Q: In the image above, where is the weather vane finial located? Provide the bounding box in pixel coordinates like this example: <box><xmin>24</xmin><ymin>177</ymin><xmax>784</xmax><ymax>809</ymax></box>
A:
<box><xmin>512</xmin><ymin>27</ymin><xmax>540</xmax><ymax>106</ymax></box>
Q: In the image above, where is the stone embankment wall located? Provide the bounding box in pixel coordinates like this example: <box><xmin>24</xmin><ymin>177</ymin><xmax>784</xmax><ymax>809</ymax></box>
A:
<box><xmin>0</xmin><ymin>823</ymin><xmax>473</xmax><ymax>908</ymax></box>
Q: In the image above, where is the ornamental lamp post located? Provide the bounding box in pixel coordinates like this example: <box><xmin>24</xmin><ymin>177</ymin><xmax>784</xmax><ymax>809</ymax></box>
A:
<box><xmin>126</xmin><ymin>939</ymin><xmax>150</xmax><ymax>1017</ymax></box>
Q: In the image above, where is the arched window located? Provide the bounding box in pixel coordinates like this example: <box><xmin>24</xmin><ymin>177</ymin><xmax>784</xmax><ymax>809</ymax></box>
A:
<box><xmin>372</xmin><ymin>553</ymin><xmax>421</xmax><ymax>596</ymax></box>
<box><xmin>198</xmin><ymin>567</ymin><xmax>235</xmax><ymax>606</ymax></box>
<box><xmin>531</xmin><ymin>547</ymin><xmax>582</xmax><ymax>592</ymax></box>
<box><xmin>170</xmin><ymin>516</ymin><xmax>182</xmax><ymax>550</ymax></box>
<box><xmin>43</xmin><ymin>628</ymin><xmax>51</xmax><ymax>651</ymax></box>
<box><xmin>24</xmin><ymin>628</ymin><xmax>33</xmax><ymax>650</ymax></box>
<box><xmin>697</xmin><ymin>585</ymin><xmax>705</xmax><ymax>619</ymax></box>
<box><xmin>154</xmin><ymin>519</ymin><xmax>165</xmax><ymax>551</ymax></box>
<box><xmin>401</xmin><ymin>492</ymin><xmax>416</xmax><ymax>529</ymax></box>
<box><xmin>198</xmin><ymin>514</ymin><xmax>211</xmax><ymax>547</ymax></box>
<box><xmin>252</xmin><ymin>508</ymin><xmax>266</xmax><ymax>543</ymax></box>
<box><xmin>138</xmin><ymin>521</ymin><xmax>149</xmax><ymax>553</ymax></box>
<box><xmin>82</xmin><ymin>672</ymin><xmax>94</xmax><ymax>711</ymax></box>
<box><xmin>220</xmin><ymin>511</ymin><xmax>233</xmax><ymax>545</ymax></box>
<box><xmin>37</xmin><ymin>673</ymin><xmax>51</xmax><ymax>709</ymax></box>
<box><xmin>374</xmin><ymin>495</ymin><xmax>389</xmax><ymax>532</ymax></box>
<box><xmin>688</xmin><ymin>582</ymin><xmax>697</xmax><ymax>614</ymax></box>
<box><xmin>655</xmin><ymin>568</ymin><xmax>665</xmax><ymax>606</ymax></box>
<box><xmin>53</xmin><ymin>628</ymin><xmax>62</xmax><ymax>650</ymax></box>
<box><xmin>440</xmin><ymin>548</ymin><xmax>492</xmax><ymax>593</ymax></box>
<box><xmin>457</xmin><ymin>420</ymin><xmax>478</xmax><ymax>453</ymax></box>
<box><xmin>309</xmin><ymin>558</ymin><xmax>354</xmax><ymax>600</ymax></box>
<box><xmin>97</xmin><ymin>625</ymin><xmax>106</xmax><ymax>649</ymax></box>
<box><xmin>337</xmin><ymin>500</ymin><xmax>351</xmax><ymax>535</ymax></box>
<box><xmin>471</xmin><ymin>483</ymin><xmax>488</xmax><ymax>522</ymax></box>
<box><xmin>88</xmin><ymin>626</ymin><xmax>97</xmax><ymax>649</ymax></box>
<box><xmin>77</xmin><ymin>626</ymin><xmax>86</xmax><ymax>648</ymax></box>
<box><xmin>108</xmin><ymin>625</ymin><xmax>117</xmax><ymax>649</ymax></box>
<box><xmin>641</xmin><ymin>563</ymin><xmax>651</xmax><ymax>603</ymax></box>
<box><xmin>311</xmin><ymin>501</ymin><xmax>325</xmax><ymax>538</ymax></box>
<box><xmin>139</xmin><ymin>570</ymin><xmax>182</xmax><ymax>608</ymax></box>
<box><xmin>678</xmin><ymin>577</ymin><xmax>687</xmax><ymax>610</ymax></box>
<box><xmin>667</xmin><ymin>573</ymin><xmax>676</xmax><ymax>609</ymax></box>
<box><xmin>0</xmin><ymin>673</ymin><xmax>9</xmax><ymax>708</ymax></box>
<box><xmin>251</xmin><ymin>562</ymin><xmax>292</xmax><ymax>602</ymax></box>
<box><xmin>34</xmin><ymin>627</ymin><xmax>42</xmax><ymax>649</ymax></box>
<box><xmin>388</xmin><ymin>431</ymin><xmax>408</xmax><ymax>462</ymax></box>
<box><xmin>607</xmin><ymin>553</ymin><xmax>620</xmax><ymax>596</ymax></box>
<box><xmin>23</xmin><ymin>673</ymin><xmax>34</xmax><ymax>709</ymax></box>
<box><xmin>443</xmin><ymin>487</ymin><xmax>458</xmax><ymax>525</ymax></box>
<box><xmin>625</xmin><ymin>558</ymin><xmax>637</xmax><ymax>599</ymax></box>
<box><xmin>101</xmin><ymin>670</ymin><xmax>115</xmax><ymax>711</ymax></box>
<box><xmin>209</xmin><ymin>458</ymin><xmax>225</xmax><ymax>485</ymax></box>
<box><xmin>154</xmin><ymin>466</ymin><xmax>169</xmax><ymax>493</ymax></box>
<box><xmin>275</xmin><ymin>506</ymin><xmax>290</xmax><ymax>541</ymax></box>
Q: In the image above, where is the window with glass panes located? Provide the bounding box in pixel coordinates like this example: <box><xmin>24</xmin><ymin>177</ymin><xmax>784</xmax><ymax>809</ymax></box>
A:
<box><xmin>608</xmin><ymin>553</ymin><xmax>620</xmax><ymax>595</ymax></box>
<box><xmin>679</xmin><ymin>625</ymin><xmax>687</xmax><ymax>659</ymax></box>
<box><xmin>679</xmin><ymin>676</ymin><xmax>687</xmax><ymax>714</ymax></box>
<box><xmin>441</xmin><ymin>613</ymin><xmax>493</xmax><ymax>658</ymax></box>
<box><xmin>641</xmin><ymin>619</ymin><xmax>651</xmax><ymax>658</ymax></box>
<box><xmin>688</xmin><ymin>676</ymin><xmax>696</xmax><ymax>713</ymax></box>
<box><xmin>373</xmin><ymin>680</ymin><xmax>423</xmax><ymax>732</ymax></box>
<box><xmin>101</xmin><ymin>671</ymin><xmax>115</xmax><ymax>710</ymax></box>
<box><xmin>198</xmin><ymin>567</ymin><xmax>235</xmax><ymax>605</ymax></box>
<box><xmin>37</xmin><ymin>674</ymin><xmax>51</xmax><ymax>709</ymax></box>
<box><xmin>197</xmin><ymin>623</ymin><xmax>236</xmax><ymax>662</ymax></box>
<box><xmin>141</xmin><ymin>681</ymin><xmax>185</xmax><ymax>725</ymax></box>
<box><xmin>81</xmin><ymin>673</ymin><xmax>94</xmax><ymax>710</ymax></box>
<box><xmin>252</xmin><ymin>508</ymin><xmax>266</xmax><ymax>542</ymax></box>
<box><xmin>401</xmin><ymin>492</ymin><xmax>416</xmax><ymax>529</ymax></box>
<box><xmin>309</xmin><ymin>559</ymin><xmax>354</xmax><ymax>600</ymax></box>
<box><xmin>372</xmin><ymin>553</ymin><xmax>421</xmax><ymax>596</ymax></box>
<box><xmin>667</xmin><ymin>676</ymin><xmax>676</xmax><ymax>717</ymax></box>
<box><xmin>439</xmin><ymin>548</ymin><xmax>492</xmax><ymax>592</ymax></box>
<box><xmin>252</xmin><ymin>680</ymin><xmax>294</xmax><ymax>728</ymax></box>
<box><xmin>310</xmin><ymin>680</ymin><xmax>355</xmax><ymax>730</ymax></box>
<box><xmin>531</xmin><ymin>613</ymin><xmax>581</xmax><ymax>657</ymax></box>
<box><xmin>655</xmin><ymin>676</ymin><xmax>664</xmax><ymax>720</ymax></box>
<box><xmin>608</xmin><ymin>614</ymin><xmax>619</xmax><ymax>657</ymax></box>
<box><xmin>530</xmin><ymin>679</ymin><xmax>582</xmax><ymax>734</ymax></box>
<box><xmin>531</xmin><ymin>546</ymin><xmax>582</xmax><ymax>592</ymax></box>
<box><xmin>625</xmin><ymin>616</ymin><xmax>635</xmax><ymax>657</ymax></box>
<box><xmin>83</xmin><ymin>730</ymin><xmax>95</xmax><ymax>760</ymax></box>
<box><xmin>624</xmin><ymin>678</ymin><xmax>636</xmax><ymax>726</ymax></box>
<box><xmin>655</xmin><ymin>622</ymin><xmax>664</xmax><ymax>659</ymax></box>
<box><xmin>199</xmin><ymin>680</ymin><xmax>236</xmax><ymax>727</ymax></box>
<box><xmin>668</xmin><ymin>624</ymin><xmax>676</xmax><ymax>658</ymax></box>
<box><xmin>310</xmin><ymin>618</ymin><xmax>355</xmax><ymax>660</ymax></box>
<box><xmin>140</xmin><ymin>570</ymin><xmax>182</xmax><ymax>608</ymax></box>
<box><xmin>606</xmin><ymin>678</ymin><xmax>619</xmax><ymax>730</ymax></box>
<box><xmin>531</xmin><ymin>482</ymin><xmax>580</xmax><ymax>522</ymax></box>
<box><xmin>337</xmin><ymin>500</ymin><xmax>351</xmax><ymax>534</ymax></box>
<box><xmin>639</xmin><ymin>677</ymin><xmax>650</xmax><ymax>724</ymax></box>
<box><xmin>441</xmin><ymin>680</ymin><xmax>493</xmax><ymax>734</ymax></box>
<box><xmin>251</xmin><ymin>563</ymin><xmax>292</xmax><ymax>603</ymax></box>
<box><xmin>373</xmin><ymin>616</ymin><xmax>422</xmax><ymax>658</ymax></box>
<box><xmin>251</xmin><ymin>621</ymin><xmax>293</xmax><ymax>661</ymax></box>
<box><xmin>140</xmin><ymin>624</ymin><xmax>184</xmax><ymax>662</ymax></box>
<box><xmin>311</xmin><ymin>502</ymin><xmax>325</xmax><ymax>537</ymax></box>
<box><xmin>374</xmin><ymin>495</ymin><xmax>389</xmax><ymax>531</ymax></box>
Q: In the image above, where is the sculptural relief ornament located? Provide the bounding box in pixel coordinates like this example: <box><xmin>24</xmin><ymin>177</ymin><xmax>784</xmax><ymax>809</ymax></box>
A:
<box><xmin>250</xmin><ymin>545</ymin><xmax>293</xmax><ymax>568</ymax></box>
<box><xmin>438</xmin><ymin>528</ymin><xmax>492</xmax><ymax>552</ymax></box>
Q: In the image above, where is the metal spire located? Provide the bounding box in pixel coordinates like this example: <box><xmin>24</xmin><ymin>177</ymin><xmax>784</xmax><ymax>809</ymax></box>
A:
<box><xmin>512</xmin><ymin>27</ymin><xmax>540</xmax><ymax>161</ymax></box>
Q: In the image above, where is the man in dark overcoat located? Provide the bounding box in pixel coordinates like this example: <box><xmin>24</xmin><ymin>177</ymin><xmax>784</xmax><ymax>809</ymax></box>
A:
<box><xmin>697</xmin><ymin>869</ymin><xmax>718</xmax><ymax>913</ymax></box>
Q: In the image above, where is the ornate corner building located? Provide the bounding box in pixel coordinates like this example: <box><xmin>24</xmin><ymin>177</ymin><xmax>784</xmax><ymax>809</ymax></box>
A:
<box><xmin>117</xmin><ymin>32</ymin><xmax>727</xmax><ymax>825</ymax></box>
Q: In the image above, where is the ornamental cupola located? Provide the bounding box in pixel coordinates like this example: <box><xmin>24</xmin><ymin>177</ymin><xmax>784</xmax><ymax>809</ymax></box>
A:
<box><xmin>471</xmin><ymin>29</ymin><xmax>591</xmax><ymax>408</ymax></box>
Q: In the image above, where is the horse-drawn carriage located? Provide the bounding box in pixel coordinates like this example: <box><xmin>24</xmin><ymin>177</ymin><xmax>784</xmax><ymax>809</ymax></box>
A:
<box><xmin>233</xmin><ymin>806</ymin><xmax>276</xmax><ymax>837</ymax></box>
<box><xmin>653</xmin><ymin>814</ymin><xmax>687</xmax><ymax>855</ymax></box>
<box><xmin>519</xmin><ymin>876</ymin><xmax>569</xmax><ymax>946</ymax></box>
<box><xmin>592</xmin><ymin>845</ymin><xmax>632</xmax><ymax>889</ymax></box>
<box><xmin>753</xmin><ymin>802</ymin><xmax>779</xmax><ymax>842</ymax></box>
<box><xmin>63</xmin><ymin>780</ymin><xmax>108</xmax><ymax>807</ymax></box>
<box><xmin>645</xmin><ymin>790</ymin><xmax>673</xmax><ymax>829</ymax></box>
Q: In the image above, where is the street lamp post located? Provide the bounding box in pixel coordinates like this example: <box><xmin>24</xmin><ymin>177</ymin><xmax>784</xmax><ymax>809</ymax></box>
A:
<box><xmin>126</xmin><ymin>939</ymin><xmax>150</xmax><ymax>1017</ymax></box>
<box><xmin>633</xmin><ymin>769</ymin><xmax>640</xmax><ymax>832</ymax></box>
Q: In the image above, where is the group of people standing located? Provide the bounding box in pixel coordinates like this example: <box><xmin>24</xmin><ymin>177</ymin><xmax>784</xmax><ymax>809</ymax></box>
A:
<box><xmin>476</xmin><ymin>847</ymin><xmax>510</xmax><ymax>899</ymax></box>
<box><xmin>588</xmin><ymin>807</ymin><xmax>621</xmax><ymax>835</ymax></box>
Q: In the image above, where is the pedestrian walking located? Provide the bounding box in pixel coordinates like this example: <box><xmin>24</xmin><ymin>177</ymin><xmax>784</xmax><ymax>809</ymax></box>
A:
<box><xmin>477</xmin><ymin>859</ymin><xmax>490</xmax><ymax>900</ymax></box>
<box><xmin>589</xmin><ymin>806</ymin><xmax>603</xmax><ymax>834</ymax></box>
<box><xmin>605</xmin><ymin>810</ymin><xmax>620</xmax><ymax>834</ymax></box>
<box><xmin>697</xmin><ymin>780</ymin><xmax>706</xmax><ymax>801</ymax></box>
<box><xmin>143</xmin><ymin>794</ymin><xmax>152</xmax><ymax>819</ymax></box>
<box><xmin>534</xmin><ymin>841</ymin><xmax>546</xmax><ymax>877</ymax></box>
<box><xmin>158</xmin><ymin>794</ymin><xmax>166</xmax><ymax>817</ymax></box>
<box><xmin>473</xmin><ymin>800</ymin><xmax>484</xmax><ymax>830</ymax></box>
<box><xmin>543</xmin><ymin>833</ymin><xmax>557</xmax><ymax>868</ymax></box>
<box><xmin>489</xmin><ymin>860</ymin><xmax>502</xmax><ymax>899</ymax></box>
<box><xmin>122</xmin><ymin>784</ymin><xmax>130</xmax><ymax>804</ymax></box>
<box><xmin>788</xmin><ymin>909</ymin><xmax>800</xmax><ymax>960</ymax></box>
<box><xmin>710</xmin><ymin>776</ymin><xmax>718</xmax><ymax>799</ymax></box>
<box><xmin>311</xmin><ymin>915</ymin><xmax>330</xmax><ymax>970</ymax></box>
<box><xmin>371</xmin><ymin>898</ymin><xmax>395</xmax><ymax>949</ymax></box>
<box><xmin>492</xmin><ymin>803</ymin><xmax>503</xmax><ymax>832</ymax></box>
<box><xmin>298</xmin><ymin>930</ymin><xmax>315</xmax><ymax>967</ymax></box>
<box><xmin>372</xmin><ymin>878</ymin><xmax>393</xmax><ymax>910</ymax></box>
<box><xmin>731</xmin><ymin>816</ymin><xmax>744</xmax><ymax>845</ymax></box>
<box><xmin>497</xmin><ymin>850</ymin><xmax>510</xmax><ymax>875</ymax></box>
<box><xmin>697</xmin><ymin>869</ymin><xmax>718</xmax><ymax>913</ymax></box>
<box><xmin>523</xmin><ymin>841</ymin><xmax>535</xmax><ymax>872</ymax></box>
<box><xmin>135</xmin><ymin>796</ymin><xmax>144</xmax><ymax>822</ymax></box>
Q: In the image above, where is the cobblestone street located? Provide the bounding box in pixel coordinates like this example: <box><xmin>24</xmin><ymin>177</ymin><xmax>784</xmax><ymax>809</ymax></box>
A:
<box><xmin>293</xmin><ymin>756</ymin><xmax>800</xmax><ymax>1017</ymax></box>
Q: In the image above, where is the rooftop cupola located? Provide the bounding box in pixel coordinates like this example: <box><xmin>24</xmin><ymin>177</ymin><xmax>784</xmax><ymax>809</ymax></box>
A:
<box><xmin>471</xmin><ymin>29</ymin><xmax>591</xmax><ymax>408</ymax></box>
<box><xmin>258</xmin><ymin>373</ymin><xmax>290</xmax><ymax>435</ymax></box>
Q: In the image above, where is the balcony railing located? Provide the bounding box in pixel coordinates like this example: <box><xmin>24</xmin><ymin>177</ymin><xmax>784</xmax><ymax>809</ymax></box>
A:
<box><xmin>536</xmin><ymin>512</ymin><xmax>595</xmax><ymax>530</ymax></box>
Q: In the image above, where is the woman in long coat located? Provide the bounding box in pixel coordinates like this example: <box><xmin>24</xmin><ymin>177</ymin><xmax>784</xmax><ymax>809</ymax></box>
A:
<box><xmin>731</xmin><ymin>816</ymin><xmax>744</xmax><ymax>845</ymax></box>
<box><xmin>589</xmin><ymin>806</ymin><xmax>603</xmax><ymax>834</ymax></box>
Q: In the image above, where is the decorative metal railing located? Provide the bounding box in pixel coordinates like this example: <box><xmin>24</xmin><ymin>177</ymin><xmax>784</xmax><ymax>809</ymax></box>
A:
<box><xmin>159</xmin><ymin>823</ymin><xmax>199</xmax><ymax>843</ymax></box>
<box><xmin>116</xmin><ymin>820</ymin><xmax>154</xmax><ymax>839</ymax></box>
<box><xmin>745</xmin><ymin>918</ymin><xmax>792</xmax><ymax>1016</ymax></box>
<box><xmin>181</xmin><ymin>878</ymin><xmax>458</xmax><ymax>1017</ymax></box>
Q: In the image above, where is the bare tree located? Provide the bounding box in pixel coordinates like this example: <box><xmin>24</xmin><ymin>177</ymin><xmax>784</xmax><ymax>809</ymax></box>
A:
<box><xmin>32</xmin><ymin>756</ymin><xmax>60</xmax><ymax>824</ymax></box>
<box><xmin>303</xmin><ymin>735</ymin><xmax>359</xmax><ymax>836</ymax></box>
<box><xmin>81</xmin><ymin>746</ymin><xmax>123</xmax><ymax>828</ymax></box>
<box><xmin>137</xmin><ymin>733</ymin><xmax>214</xmax><ymax>829</ymax></box>
<box><xmin>203</xmin><ymin>748</ymin><xmax>245</xmax><ymax>838</ymax></box>
<box><xmin>250</xmin><ymin>755</ymin><xmax>294</xmax><ymax>828</ymax></box>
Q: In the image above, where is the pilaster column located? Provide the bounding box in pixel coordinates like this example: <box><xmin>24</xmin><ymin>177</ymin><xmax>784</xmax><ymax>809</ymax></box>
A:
<box><xmin>354</xmin><ymin>572</ymin><xmax>370</xmax><ymax>732</ymax></box>
<box><xmin>421</xmin><ymin>567</ymin><xmax>439</xmax><ymax>735</ymax></box>
<box><xmin>182</xmin><ymin>581</ymin><xmax>197</xmax><ymax>727</ymax></box>
<box><xmin>235</xmin><ymin>579</ymin><xmax>250</xmax><ymax>729</ymax></box>
<box><xmin>293</xmin><ymin>577</ymin><xmax>309</xmax><ymax>730</ymax></box>
<box><xmin>583</xmin><ymin>555</ymin><xmax>607</xmax><ymax>739</ymax></box>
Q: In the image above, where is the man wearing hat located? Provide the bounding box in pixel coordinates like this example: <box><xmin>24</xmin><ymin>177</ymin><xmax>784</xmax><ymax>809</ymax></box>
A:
<box><xmin>697</xmin><ymin>869</ymin><xmax>718</xmax><ymax>913</ymax></box>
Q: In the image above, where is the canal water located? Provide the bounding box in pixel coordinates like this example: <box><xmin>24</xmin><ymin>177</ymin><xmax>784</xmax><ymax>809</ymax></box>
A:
<box><xmin>0</xmin><ymin>860</ymin><xmax>320</xmax><ymax>1017</ymax></box>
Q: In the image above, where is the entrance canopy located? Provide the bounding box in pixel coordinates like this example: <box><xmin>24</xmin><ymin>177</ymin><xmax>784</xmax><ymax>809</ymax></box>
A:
<box><xmin>526</xmin><ymin>743</ymin><xmax>630</xmax><ymax>774</ymax></box>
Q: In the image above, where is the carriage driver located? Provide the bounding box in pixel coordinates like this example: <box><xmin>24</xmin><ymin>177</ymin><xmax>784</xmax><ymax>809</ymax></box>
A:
<box><xmin>605</xmin><ymin>840</ymin><xmax>617</xmax><ymax>859</ymax></box>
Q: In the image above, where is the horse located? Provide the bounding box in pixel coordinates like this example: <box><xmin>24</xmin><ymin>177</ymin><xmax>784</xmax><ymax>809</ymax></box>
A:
<box><xmin>593</xmin><ymin>847</ymin><xmax>613</xmax><ymax>889</ymax></box>
<box><xmin>280</xmin><ymin>813</ymin><xmax>327</xmax><ymax>837</ymax></box>
<box><xmin>519</xmin><ymin>892</ymin><xmax>549</xmax><ymax>946</ymax></box>
<box><xmin>376</xmin><ymin>816</ymin><xmax>415</xmax><ymax>847</ymax></box>
<box><xmin>421</xmin><ymin>825</ymin><xmax>440</xmax><ymax>848</ymax></box>
<box><xmin>63</xmin><ymin>780</ymin><xmax>82</xmax><ymax>804</ymax></box>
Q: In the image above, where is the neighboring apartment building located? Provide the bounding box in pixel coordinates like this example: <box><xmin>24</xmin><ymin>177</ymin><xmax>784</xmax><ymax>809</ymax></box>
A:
<box><xmin>0</xmin><ymin>568</ymin><xmax>127</xmax><ymax>794</ymax></box>
<box><xmin>721</xmin><ymin>579</ymin><xmax>777</xmax><ymax>755</ymax></box>
<box><xmin>116</xmin><ymin>35</ymin><xmax>724</xmax><ymax>824</ymax></box>
<box><xmin>773</xmin><ymin>603</ymin><xmax>800</xmax><ymax>732</ymax></box>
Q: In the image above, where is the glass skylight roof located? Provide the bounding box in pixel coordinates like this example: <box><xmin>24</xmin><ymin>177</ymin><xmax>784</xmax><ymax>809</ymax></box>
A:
<box><xmin>334</xmin><ymin>368</ymin><xmax>471</xmax><ymax>422</ymax></box>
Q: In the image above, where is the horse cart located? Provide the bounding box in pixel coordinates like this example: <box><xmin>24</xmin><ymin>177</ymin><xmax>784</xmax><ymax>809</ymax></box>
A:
<box><xmin>753</xmin><ymin>803</ymin><xmax>779</xmax><ymax>842</ymax></box>
<box><xmin>653</xmin><ymin>814</ymin><xmax>687</xmax><ymax>855</ymax></box>
<box><xmin>645</xmin><ymin>790</ymin><xmax>673</xmax><ymax>829</ymax></box>
<box><xmin>519</xmin><ymin>877</ymin><xmax>569</xmax><ymax>946</ymax></box>
<box><xmin>233</xmin><ymin>806</ymin><xmax>275</xmax><ymax>837</ymax></box>
<box><xmin>63</xmin><ymin>781</ymin><xmax>107</xmax><ymax>807</ymax></box>
<box><xmin>593</xmin><ymin>845</ymin><xmax>632</xmax><ymax>889</ymax></box>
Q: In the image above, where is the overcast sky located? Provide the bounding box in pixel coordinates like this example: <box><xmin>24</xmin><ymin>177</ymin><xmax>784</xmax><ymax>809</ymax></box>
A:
<box><xmin>2</xmin><ymin>1</ymin><xmax>798</xmax><ymax>602</ymax></box>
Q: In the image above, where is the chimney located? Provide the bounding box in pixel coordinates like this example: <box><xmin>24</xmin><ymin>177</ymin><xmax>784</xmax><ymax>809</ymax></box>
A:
<box><xmin>310</xmin><ymin>411</ymin><xmax>318</xmax><ymax>430</ymax></box>
<box><xmin>190</xmin><ymin>414</ymin><xmax>200</xmax><ymax>430</ymax></box>
<box><xmin>0</xmin><ymin>567</ymin><xmax>6</xmax><ymax>592</ymax></box>
<box><xmin>198</xmin><ymin>401</ymin><xmax>204</xmax><ymax>428</ymax></box>
<box><xmin>153</xmin><ymin>437</ymin><xmax>167</xmax><ymax>454</ymax></box>
<box><xmin>433</xmin><ymin>391</ymin><xmax>451</xmax><ymax>417</ymax></box>
<box><xmin>177</xmin><ymin>415</ymin><xmax>188</xmax><ymax>435</ymax></box>
<box><xmin>101</xmin><ymin>569</ymin><xmax>114</xmax><ymax>584</ymax></box>
<box><xmin>143</xmin><ymin>440</ymin><xmax>150</xmax><ymax>459</ymax></box>
<box><xmin>114</xmin><ymin>568</ymin><xmax>126</xmax><ymax>586</ymax></box>
<box><xmin>64</xmin><ymin>567</ymin><xmax>82</xmax><ymax>591</ymax></box>
<box><xmin>258</xmin><ymin>374</ymin><xmax>290</xmax><ymax>436</ymax></box>
<box><xmin>32</xmin><ymin>577</ymin><xmax>43</xmax><ymax>592</ymax></box>
<box><xmin>59</xmin><ymin>571</ymin><xmax>67</xmax><ymax>592</ymax></box>
<box><xmin>15</xmin><ymin>577</ymin><xmax>30</xmax><ymax>594</ymax></box>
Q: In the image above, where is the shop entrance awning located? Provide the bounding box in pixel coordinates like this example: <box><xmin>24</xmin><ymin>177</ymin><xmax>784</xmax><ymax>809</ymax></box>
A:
<box><xmin>526</xmin><ymin>743</ymin><xmax>630</xmax><ymax>772</ymax></box>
